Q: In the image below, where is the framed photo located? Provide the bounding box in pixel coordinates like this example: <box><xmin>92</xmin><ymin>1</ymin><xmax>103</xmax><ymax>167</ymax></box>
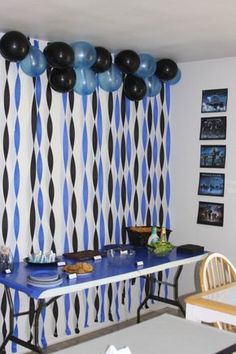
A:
<box><xmin>200</xmin><ymin>116</ymin><xmax>226</xmax><ymax>140</ymax></box>
<box><xmin>197</xmin><ymin>201</ymin><xmax>224</xmax><ymax>227</ymax></box>
<box><xmin>198</xmin><ymin>172</ymin><xmax>225</xmax><ymax>197</ymax></box>
<box><xmin>200</xmin><ymin>145</ymin><xmax>226</xmax><ymax>168</ymax></box>
<box><xmin>201</xmin><ymin>88</ymin><xmax>228</xmax><ymax>113</ymax></box>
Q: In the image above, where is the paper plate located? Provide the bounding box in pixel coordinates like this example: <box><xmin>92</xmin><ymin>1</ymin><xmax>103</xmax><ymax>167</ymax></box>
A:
<box><xmin>29</xmin><ymin>270</ymin><xmax>59</xmax><ymax>282</ymax></box>
<box><xmin>27</xmin><ymin>275</ymin><xmax>63</xmax><ymax>288</ymax></box>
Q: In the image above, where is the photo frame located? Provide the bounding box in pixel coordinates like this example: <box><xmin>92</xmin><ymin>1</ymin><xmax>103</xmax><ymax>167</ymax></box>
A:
<box><xmin>200</xmin><ymin>116</ymin><xmax>226</xmax><ymax>140</ymax></box>
<box><xmin>198</xmin><ymin>172</ymin><xmax>225</xmax><ymax>197</ymax></box>
<box><xmin>200</xmin><ymin>145</ymin><xmax>226</xmax><ymax>168</ymax></box>
<box><xmin>197</xmin><ymin>201</ymin><xmax>224</xmax><ymax>227</ymax></box>
<box><xmin>201</xmin><ymin>88</ymin><xmax>228</xmax><ymax>113</ymax></box>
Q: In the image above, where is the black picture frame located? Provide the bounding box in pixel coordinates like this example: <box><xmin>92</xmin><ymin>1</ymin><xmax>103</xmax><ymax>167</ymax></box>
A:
<box><xmin>200</xmin><ymin>116</ymin><xmax>226</xmax><ymax>140</ymax></box>
<box><xmin>200</xmin><ymin>145</ymin><xmax>226</xmax><ymax>168</ymax></box>
<box><xmin>198</xmin><ymin>172</ymin><xmax>225</xmax><ymax>197</ymax></box>
<box><xmin>201</xmin><ymin>88</ymin><xmax>228</xmax><ymax>113</ymax></box>
<box><xmin>197</xmin><ymin>201</ymin><xmax>224</xmax><ymax>227</ymax></box>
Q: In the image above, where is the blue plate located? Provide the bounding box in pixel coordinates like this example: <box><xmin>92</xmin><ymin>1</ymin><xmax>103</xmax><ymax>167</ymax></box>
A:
<box><xmin>29</xmin><ymin>270</ymin><xmax>59</xmax><ymax>282</ymax></box>
<box><xmin>27</xmin><ymin>276</ymin><xmax>63</xmax><ymax>288</ymax></box>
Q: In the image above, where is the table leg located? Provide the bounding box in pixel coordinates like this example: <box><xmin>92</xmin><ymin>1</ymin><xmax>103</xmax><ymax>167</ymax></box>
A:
<box><xmin>0</xmin><ymin>287</ymin><xmax>60</xmax><ymax>353</ymax></box>
<box><xmin>137</xmin><ymin>265</ymin><xmax>185</xmax><ymax>323</ymax></box>
<box><xmin>137</xmin><ymin>274</ymin><xmax>152</xmax><ymax>323</ymax></box>
<box><xmin>0</xmin><ymin>287</ymin><xmax>14</xmax><ymax>353</ymax></box>
<box><xmin>173</xmin><ymin>265</ymin><xmax>185</xmax><ymax>315</ymax></box>
<box><xmin>149</xmin><ymin>265</ymin><xmax>185</xmax><ymax>315</ymax></box>
<box><xmin>34</xmin><ymin>299</ymin><xmax>45</xmax><ymax>353</ymax></box>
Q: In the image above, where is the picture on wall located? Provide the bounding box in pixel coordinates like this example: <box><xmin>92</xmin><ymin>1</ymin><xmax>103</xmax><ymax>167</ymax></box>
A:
<box><xmin>201</xmin><ymin>88</ymin><xmax>228</xmax><ymax>113</ymax></box>
<box><xmin>198</xmin><ymin>172</ymin><xmax>225</xmax><ymax>197</ymax></box>
<box><xmin>200</xmin><ymin>145</ymin><xmax>226</xmax><ymax>168</ymax></box>
<box><xmin>200</xmin><ymin>116</ymin><xmax>226</xmax><ymax>140</ymax></box>
<box><xmin>197</xmin><ymin>201</ymin><xmax>224</xmax><ymax>227</ymax></box>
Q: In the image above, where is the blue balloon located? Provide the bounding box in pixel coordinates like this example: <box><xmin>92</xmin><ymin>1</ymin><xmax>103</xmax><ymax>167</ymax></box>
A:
<box><xmin>98</xmin><ymin>64</ymin><xmax>123</xmax><ymax>92</ymax></box>
<box><xmin>135</xmin><ymin>53</ymin><xmax>156</xmax><ymax>78</ymax></box>
<box><xmin>20</xmin><ymin>46</ymin><xmax>47</xmax><ymax>76</ymax></box>
<box><xmin>74</xmin><ymin>68</ymin><xmax>96</xmax><ymax>95</ymax></box>
<box><xmin>145</xmin><ymin>75</ymin><xmax>162</xmax><ymax>97</ymax></box>
<box><xmin>71</xmin><ymin>41</ymin><xmax>96</xmax><ymax>69</ymax></box>
<box><xmin>168</xmin><ymin>69</ymin><xmax>181</xmax><ymax>85</ymax></box>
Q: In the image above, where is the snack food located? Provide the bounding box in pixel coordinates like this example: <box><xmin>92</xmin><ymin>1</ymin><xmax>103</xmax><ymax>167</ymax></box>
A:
<box><xmin>148</xmin><ymin>241</ymin><xmax>175</xmax><ymax>256</ymax></box>
<box><xmin>63</xmin><ymin>262</ymin><xmax>93</xmax><ymax>274</ymax></box>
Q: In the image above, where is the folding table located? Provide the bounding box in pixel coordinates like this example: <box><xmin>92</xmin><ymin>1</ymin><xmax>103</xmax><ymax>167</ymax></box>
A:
<box><xmin>186</xmin><ymin>282</ymin><xmax>236</xmax><ymax>326</ymax></box>
<box><xmin>0</xmin><ymin>247</ymin><xmax>207</xmax><ymax>353</ymax></box>
<box><xmin>56</xmin><ymin>314</ymin><xmax>236</xmax><ymax>354</ymax></box>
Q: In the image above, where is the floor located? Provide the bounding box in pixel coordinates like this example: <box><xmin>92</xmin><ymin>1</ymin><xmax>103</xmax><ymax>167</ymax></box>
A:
<box><xmin>29</xmin><ymin>307</ymin><xmax>183</xmax><ymax>353</ymax></box>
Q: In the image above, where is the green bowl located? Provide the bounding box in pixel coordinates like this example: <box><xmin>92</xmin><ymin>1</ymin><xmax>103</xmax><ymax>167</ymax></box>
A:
<box><xmin>148</xmin><ymin>242</ymin><xmax>175</xmax><ymax>257</ymax></box>
<box><xmin>152</xmin><ymin>249</ymin><xmax>174</xmax><ymax>257</ymax></box>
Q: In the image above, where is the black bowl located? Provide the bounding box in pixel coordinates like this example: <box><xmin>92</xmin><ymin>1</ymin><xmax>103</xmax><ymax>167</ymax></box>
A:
<box><xmin>125</xmin><ymin>226</ymin><xmax>172</xmax><ymax>247</ymax></box>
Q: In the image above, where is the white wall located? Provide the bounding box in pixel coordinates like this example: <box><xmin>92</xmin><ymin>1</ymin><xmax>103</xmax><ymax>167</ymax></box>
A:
<box><xmin>171</xmin><ymin>57</ymin><xmax>236</xmax><ymax>296</ymax></box>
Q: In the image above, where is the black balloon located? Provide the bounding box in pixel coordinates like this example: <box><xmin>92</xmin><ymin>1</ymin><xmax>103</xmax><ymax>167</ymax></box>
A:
<box><xmin>44</xmin><ymin>42</ymin><xmax>74</xmax><ymax>68</ymax></box>
<box><xmin>0</xmin><ymin>31</ymin><xmax>30</xmax><ymax>62</ymax></box>
<box><xmin>49</xmin><ymin>68</ymin><xmax>76</xmax><ymax>93</ymax></box>
<box><xmin>115</xmin><ymin>50</ymin><xmax>140</xmax><ymax>74</ymax></box>
<box><xmin>124</xmin><ymin>74</ymin><xmax>146</xmax><ymax>101</ymax></box>
<box><xmin>92</xmin><ymin>46</ymin><xmax>112</xmax><ymax>73</ymax></box>
<box><xmin>155</xmin><ymin>59</ymin><xmax>178</xmax><ymax>81</ymax></box>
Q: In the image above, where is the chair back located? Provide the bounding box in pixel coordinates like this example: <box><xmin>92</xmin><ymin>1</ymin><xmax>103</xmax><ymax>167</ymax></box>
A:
<box><xmin>199</xmin><ymin>252</ymin><xmax>236</xmax><ymax>331</ymax></box>
<box><xmin>200</xmin><ymin>252</ymin><xmax>236</xmax><ymax>291</ymax></box>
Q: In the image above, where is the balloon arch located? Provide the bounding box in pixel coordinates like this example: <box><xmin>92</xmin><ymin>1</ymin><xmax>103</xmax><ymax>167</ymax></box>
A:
<box><xmin>0</xmin><ymin>30</ymin><xmax>181</xmax><ymax>101</ymax></box>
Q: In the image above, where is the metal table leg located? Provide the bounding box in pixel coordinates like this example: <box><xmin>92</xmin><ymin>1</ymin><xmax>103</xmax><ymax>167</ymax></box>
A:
<box><xmin>0</xmin><ymin>287</ymin><xmax>14</xmax><ymax>353</ymax></box>
<box><xmin>137</xmin><ymin>265</ymin><xmax>185</xmax><ymax>323</ymax></box>
<box><xmin>137</xmin><ymin>274</ymin><xmax>152</xmax><ymax>323</ymax></box>
<box><xmin>34</xmin><ymin>300</ymin><xmax>45</xmax><ymax>354</ymax></box>
<box><xmin>173</xmin><ymin>265</ymin><xmax>185</xmax><ymax>314</ymax></box>
<box><xmin>0</xmin><ymin>287</ymin><xmax>60</xmax><ymax>353</ymax></box>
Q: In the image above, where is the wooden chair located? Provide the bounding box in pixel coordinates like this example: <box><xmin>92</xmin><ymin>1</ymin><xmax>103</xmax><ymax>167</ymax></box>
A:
<box><xmin>199</xmin><ymin>252</ymin><xmax>236</xmax><ymax>331</ymax></box>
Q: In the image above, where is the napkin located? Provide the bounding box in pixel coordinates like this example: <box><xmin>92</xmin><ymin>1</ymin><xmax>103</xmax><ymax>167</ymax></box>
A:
<box><xmin>105</xmin><ymin>345</ymin><xmax>132</xmax><ymax>354</ymax></box>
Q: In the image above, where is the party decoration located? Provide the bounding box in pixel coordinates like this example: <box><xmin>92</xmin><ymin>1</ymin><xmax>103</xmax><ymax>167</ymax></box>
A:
<box><xmin>115</xmin><ymin>50</ymin><xmax>140</xmax><ymax>74</ymax></box>
<box><xmin>0</xmin><ymin>29</ymin><xmax>181</xmax><ymax>97</ymax></box>
<box><xmin>123</xmin><ymin>74</ymin><xmax>146</xmax><ymax>101</ymax></box>
<box><xmin>92</xmin><ymin>47</ymin><xmax>112</xmax><ymax>73</ymax></box>
<box><xmin>49</xmin><ymin>68</ymin><xmax>76</xmax><ymax>93</ymax></box>
<box><xmin>135</xmin><ymin>53</ymin><xmax>156</xmax><ymax>78</ymax></box>
<box><xmin>74</xmin><ymin>68</ymin><xmax>96</xmax><ymax>95</ymax></box>
<box><xmin>71</xmin><ymin>41</ymin><xmax>96</xmax><ymax>69</ymax></box>
<box><xmin>20</xmin><ymin>46</ymin><xmax>47</xmax><ymax>77</ymax></box>
<box><xmin>98</xmin><ymin>64</ymin><xmax>123</xmax><ymax>92</ymax></box>
<box><xmin>155</xmin><ymin>58</ymin><xmax>178</xmax><ymax>81</ymax></box>
<box><xmin>43</xmin><ymin>42</ymin><xmax>74</xmax><ymax>68</ymax></box>
<box><xmin>145</xmin><ymin>75</ymin><xmax>162</xmax><ymax>97</ymax></box>
<box><xmin>168</xmin><ymin>69</ymin><xmax>182</xmax><ymax>85</ymax></box>
<box><xmin>0</xmin><ymin>31</ymin><xmax>30</xmax><ymax>62</ymax></box>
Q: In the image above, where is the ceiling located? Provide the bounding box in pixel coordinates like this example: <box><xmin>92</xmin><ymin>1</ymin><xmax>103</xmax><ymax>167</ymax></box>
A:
<box><xmin>0</xmin><ymin>0</ymin><xmax>236</xmax><ymax>63</ymax></box>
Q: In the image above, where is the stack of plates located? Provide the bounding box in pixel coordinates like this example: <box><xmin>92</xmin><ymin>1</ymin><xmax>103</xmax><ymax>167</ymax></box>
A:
<box><xmin>27</xmin><ymin>270</ymin><xmax>63</xmax><ymax>288</ymax></box>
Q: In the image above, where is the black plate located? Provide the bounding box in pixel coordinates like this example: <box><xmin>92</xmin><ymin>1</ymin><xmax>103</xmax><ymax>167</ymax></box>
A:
<box><xmin>24</xmin><ymin>257</ymin><xmax>60</xmax><ymax>266</ymax></box>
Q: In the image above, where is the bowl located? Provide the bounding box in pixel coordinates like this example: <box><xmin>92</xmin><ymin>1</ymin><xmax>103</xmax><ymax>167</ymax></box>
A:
<box><xmin>125</xmin><ymin>226</ymin><xmax>172</xmax><ymax>247</ymax></box>
<box><xmin>151</xmin><ymin>249</ymin><xmax>174</xmax><ymax>257</ymax></box>
<box><xmin>107</xmin><ymin>249</ymin><xmax>136</xmax><ymax>266</ymax></box>
<box><xmin>148</xmin><ymin>242</ymin><xmax>175</xmax><ymax>257</ymax></box>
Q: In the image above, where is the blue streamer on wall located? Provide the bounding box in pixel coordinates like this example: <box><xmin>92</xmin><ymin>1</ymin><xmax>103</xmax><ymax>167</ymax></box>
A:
<box><xmin>0</xmin><ymin>48</ymin><xmax>171</xmax><ymax>347</ymax></box>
